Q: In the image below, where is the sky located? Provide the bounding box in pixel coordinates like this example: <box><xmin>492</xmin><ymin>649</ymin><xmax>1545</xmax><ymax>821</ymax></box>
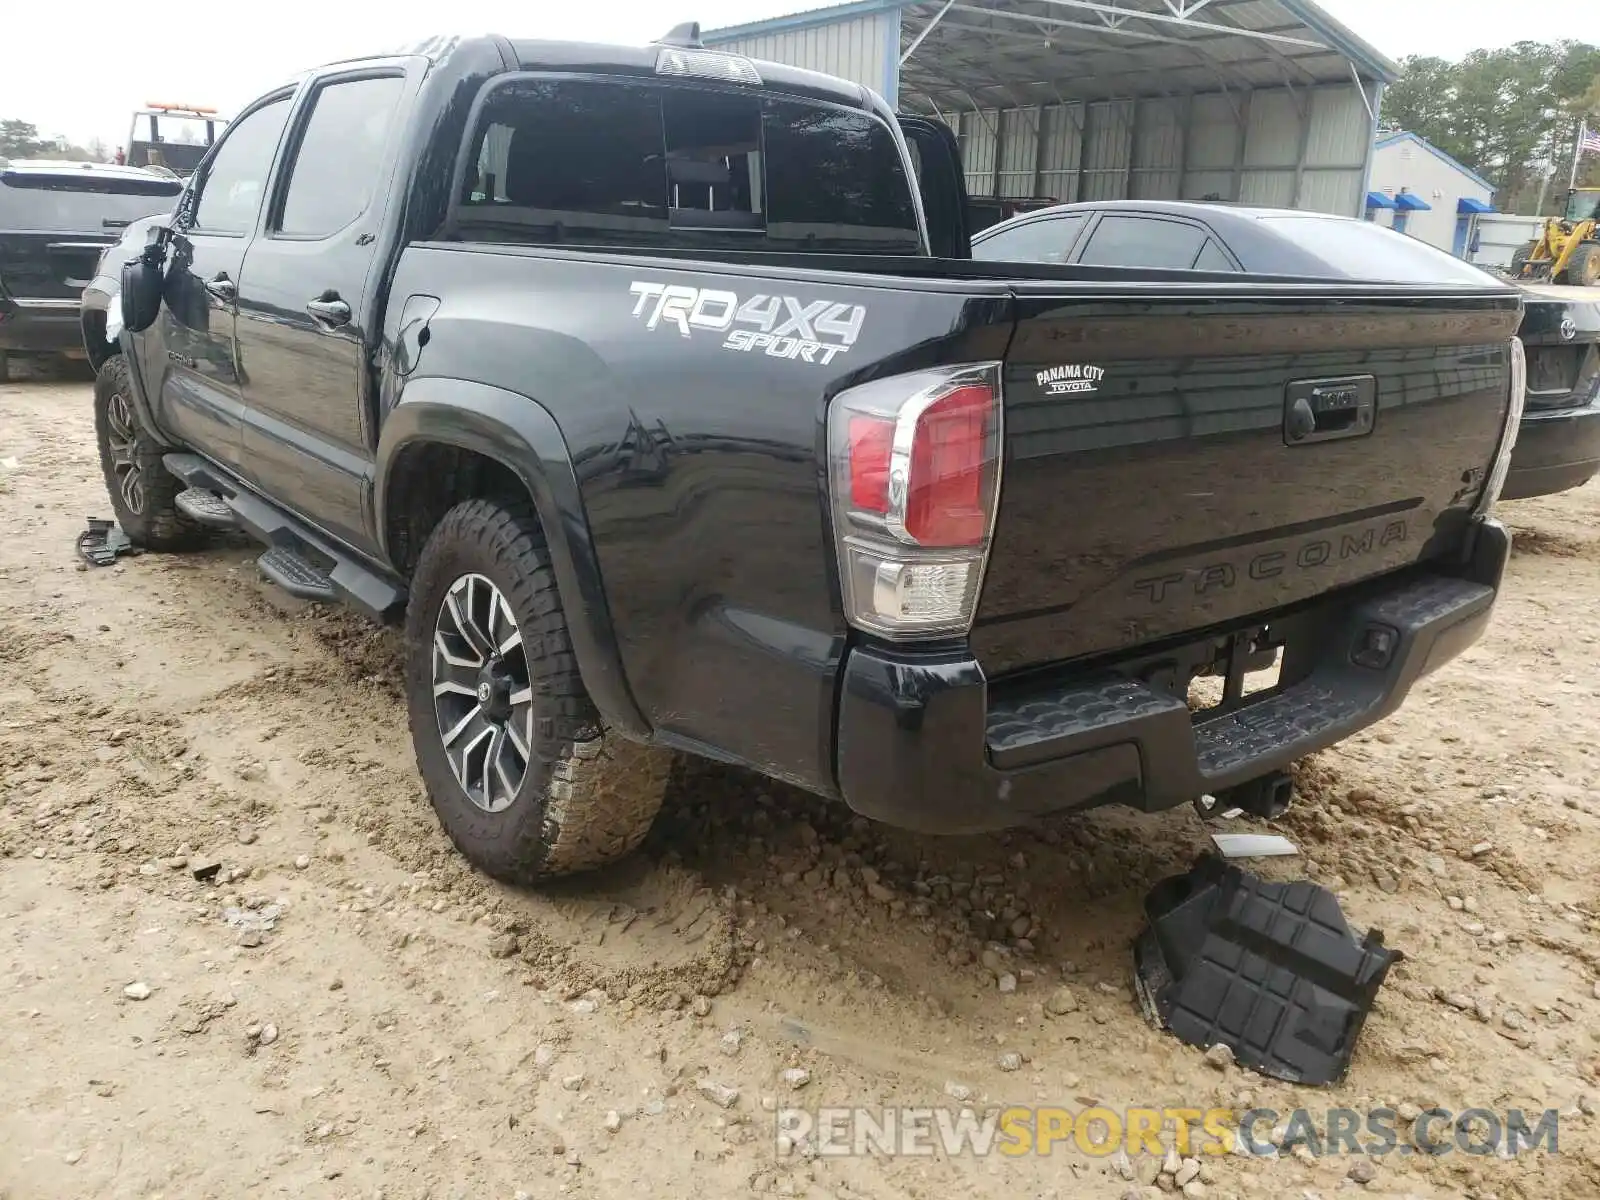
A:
<box><xmin>0</xmin><ymin>0</ymin><xmax>1580</xmax><ymax>150</ymax></box>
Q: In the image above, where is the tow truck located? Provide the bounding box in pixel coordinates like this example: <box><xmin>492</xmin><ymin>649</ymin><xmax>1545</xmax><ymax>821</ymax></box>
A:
<box><xmin>122</xmin><ymin>103</ymin><xmax>228</xmax><ymax>178</ymax></box>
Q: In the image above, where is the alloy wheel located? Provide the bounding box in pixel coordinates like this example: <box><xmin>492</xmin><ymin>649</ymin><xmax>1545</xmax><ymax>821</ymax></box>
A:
<box><xmin>105</xmin><ymin>389</ymin><xmax>144</xmax><ymax>514</ymax></box>
<box><xmin>431</xmin><ymin>573</ymin><xmax>535</xmax><ymax>813</ymax></box>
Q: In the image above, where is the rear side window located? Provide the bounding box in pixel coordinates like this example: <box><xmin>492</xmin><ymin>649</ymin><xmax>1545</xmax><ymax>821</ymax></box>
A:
<box><xmin>276</xmin><ymin>75</ymin><xmax>406</xmax><ymax>238</ymax></box>
<box><xmin>190</xmin><ymin>97</ymin><xmax>292</xmax><ymax>235</ymax></box>
<box><xmin>1078</xmin><ymin>215</ymin><xmax>1208</xmax><ymax>268</ymax></box>
<box><xmin>457</xmin><ymin>77</ymin><xmax>920</xmax><ymax>253</ymax></box>
<box><xmin>972</xmin><ymin>214</ymin><xmax>1087</xmax><ymax>263</ymax></box>
<box><xmin>0</xmin><ymin>170</ymin><xmax>182</xmax><ymax>231</ymax></box>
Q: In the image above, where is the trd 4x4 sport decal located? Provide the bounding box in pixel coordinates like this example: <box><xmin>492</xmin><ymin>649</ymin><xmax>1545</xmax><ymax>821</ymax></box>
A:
<box><xmin>628</xmin><ymin>281</ymin><xmax>865</xmax><ymax>365</ymax></box>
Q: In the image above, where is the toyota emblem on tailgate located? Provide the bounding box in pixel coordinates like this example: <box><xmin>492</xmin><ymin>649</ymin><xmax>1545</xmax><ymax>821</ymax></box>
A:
<box><xmin>1560</xmin><ymin>317</ymin><xmax>1577</xmax><ymax>341</ymax></box>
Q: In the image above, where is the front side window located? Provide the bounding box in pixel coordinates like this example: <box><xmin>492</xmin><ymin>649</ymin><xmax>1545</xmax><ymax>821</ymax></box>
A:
<box><xmin>277</xmin><ymin>75</ymin><xmax>406</xmax><ymax>238</ymax></box>
<box><xmin>189</xmin><ymin>97</ymin><xmax>292</xmax><ymax>236</ymax></box>
<box><xmin>972</xmin><ymin>214</ymin><xmax>1087</xmax><ymax>263</ymax></box>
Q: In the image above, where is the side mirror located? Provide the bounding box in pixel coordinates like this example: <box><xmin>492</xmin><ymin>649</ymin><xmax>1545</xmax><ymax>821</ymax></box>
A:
<box><xmin>119</xmin><ymin>226</ymin><xmax>171</xmax><ymax>334</ymax></box>
<box><xmin>120</xmin><ymin>256</ymin><xmax>164</xmax><ymax>334</ymax></box>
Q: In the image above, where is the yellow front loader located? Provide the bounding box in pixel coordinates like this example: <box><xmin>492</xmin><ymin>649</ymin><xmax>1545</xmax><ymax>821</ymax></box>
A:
<box><xmin>1512</xmin><ymin>188</ymin><xmax>1600</xmax><ymax>286</ymax></box>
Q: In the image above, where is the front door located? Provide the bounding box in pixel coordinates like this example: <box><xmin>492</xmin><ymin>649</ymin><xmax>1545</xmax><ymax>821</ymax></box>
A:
<box><xmin>149</xmin><ymin>94</ymin><xmax>293</xmax><ymax>476</ymax></box>
<box><xmin>235</xmin><ymin>69</ymin><xmax>410</xmax><ymax>553</ymax></box>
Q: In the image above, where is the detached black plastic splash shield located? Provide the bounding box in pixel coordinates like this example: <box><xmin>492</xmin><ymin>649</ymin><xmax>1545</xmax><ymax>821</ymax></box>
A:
<box><xmin>1133</xmin><ymin>856</ymin><xmax>1400</xmax><ymax>1085</ymax></box>
<box><xmin>75</xmin><ymin>518</ymin><xmax>141</xmax><ymax>567</ymax></box>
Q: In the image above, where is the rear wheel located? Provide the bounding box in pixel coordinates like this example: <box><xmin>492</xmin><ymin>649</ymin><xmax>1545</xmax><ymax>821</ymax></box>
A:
<box><xmin>91</xmin><ymin>355</ymin><xmax>205</xmax><ymax>550</ymax></box>
<box><xmin>404</xmin><ymin>498</ymin><xmax>674</xmax><ymax>882</ymax></box>
<box><xmin>1562</xmin><ymin>242</ymin><xmax>1600</xmax><ymax>288</ymax></box>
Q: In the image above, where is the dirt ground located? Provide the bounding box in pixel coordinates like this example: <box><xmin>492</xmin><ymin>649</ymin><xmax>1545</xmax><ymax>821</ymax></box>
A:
<box><xmin>3</xmin><ymin>377</ymin><xmax>1600</xmax><ymax>1200</ymax></box>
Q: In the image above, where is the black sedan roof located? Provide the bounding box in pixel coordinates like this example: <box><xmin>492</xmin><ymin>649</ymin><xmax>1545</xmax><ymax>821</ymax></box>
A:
<box><xmin>972</xmin><ymin>199</ymin><xmax>1500</xmax><ymax>286</ymax></box>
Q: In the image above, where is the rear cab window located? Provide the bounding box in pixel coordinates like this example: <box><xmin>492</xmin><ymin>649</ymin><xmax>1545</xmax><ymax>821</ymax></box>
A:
<box><xmin>0</xmin><ymin>168</ymin><xmax>183</xmax><ymax>232</ymax></box>
<box><xmin>455</xmin><ymin>76</ymin><xmax>921</xmax><ymax>254</ymax></box>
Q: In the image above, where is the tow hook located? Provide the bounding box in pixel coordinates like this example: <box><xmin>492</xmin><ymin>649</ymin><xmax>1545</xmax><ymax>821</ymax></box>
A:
<box><xmin>1194</xmin><ymin>770</ymin><xmax>1295</xmax><ymax>821</ymax></box>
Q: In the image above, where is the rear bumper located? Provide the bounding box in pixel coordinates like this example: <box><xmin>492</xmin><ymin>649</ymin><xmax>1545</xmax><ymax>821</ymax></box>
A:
<box><xmin>1502</xmin><ymin>401</ymin><xmax>1600</xmax><ymax>501</ymax></box>
<box><xmin>835</xmin><ymin>519</ymin><xmax>1509</xmax><ymax>835</ymax></box>
<box><xmin>0</xmin><ymin>298</ymin><xmax>83</xmax><ymax>353</ymax></box>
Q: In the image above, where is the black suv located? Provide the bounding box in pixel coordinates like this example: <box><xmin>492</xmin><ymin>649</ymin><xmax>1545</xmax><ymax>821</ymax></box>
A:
<box><xmin>0</xmin><ymin>162</ymin><xmax>182</xmax><ymax>379</ymax></box>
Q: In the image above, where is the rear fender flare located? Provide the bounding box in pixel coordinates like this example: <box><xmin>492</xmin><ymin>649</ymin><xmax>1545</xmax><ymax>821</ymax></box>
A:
<box><xmin>376</xmin><ymin>378</ymin><xmax>650</xmax><ymax>739</ymax></box>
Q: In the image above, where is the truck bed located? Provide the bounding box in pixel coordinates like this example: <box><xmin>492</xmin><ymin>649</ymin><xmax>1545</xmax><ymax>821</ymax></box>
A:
<box><xmin>386</xmin><ymin>240</ymin><xmax>1520</xmax><ymax>799</ymax></box>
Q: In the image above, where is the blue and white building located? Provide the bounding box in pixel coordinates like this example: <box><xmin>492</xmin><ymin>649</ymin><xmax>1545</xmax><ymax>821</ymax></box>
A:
<box><xmin>1366</xmin><ymin>130</ymin><xmax>1496</xmax><ymax>256</ymax></box>
<box><xmin>706</xmin><ymin>0</ymin><xmax>1397</xmax><ymax>217</ymax></box>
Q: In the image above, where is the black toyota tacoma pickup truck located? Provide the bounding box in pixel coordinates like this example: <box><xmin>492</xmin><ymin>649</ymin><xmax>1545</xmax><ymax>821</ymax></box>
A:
<box><xmin>81</xmin><ymin>30</ymin><xmax>1526</xmax><ymax>882</ymax></box>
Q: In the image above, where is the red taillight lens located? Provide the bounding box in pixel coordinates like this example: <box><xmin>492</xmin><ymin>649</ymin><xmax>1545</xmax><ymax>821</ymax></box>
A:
<box><xmin>847</xmin><ymin>414</ymin><xmax>894</xmax><ymax>514</ymax></box>
<box><xmin>904</xmin><ymin>384</ymin><xmax>991</xmax><ymax>546</ymax></box>
<box><xmin>827</xmin><ymin>362</ymin><xmax>1002</xmax><ymax>640</ymax></box>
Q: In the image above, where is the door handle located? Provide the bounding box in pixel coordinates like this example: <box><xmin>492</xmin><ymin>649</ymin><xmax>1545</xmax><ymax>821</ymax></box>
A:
<box><xmin>305</xmin><ymin>296</ymin><xmax>352</xmax><ymax>328</ymax></box>
<box><xmin>203</xmin><ymin>274</ymin><xmax>236</xmax><ymax>302</ymax></box>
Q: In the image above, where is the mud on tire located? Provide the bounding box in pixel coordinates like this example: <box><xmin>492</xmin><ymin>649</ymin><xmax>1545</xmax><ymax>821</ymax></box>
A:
<box><xmin>403</xmin><ymin>497</ymin><xmax>673</xmax><ymax>882</ymax></box>
<box><xmin>92</xmin><ymin>355</ymin><xmax>205</xmax><ymax>550</ymax></box>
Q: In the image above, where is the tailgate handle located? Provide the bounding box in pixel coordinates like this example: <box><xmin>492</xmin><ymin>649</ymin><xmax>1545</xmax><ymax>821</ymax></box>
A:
<box><xmin>1284</xmin><ymin>376</ymin><xmax>1376</xmax><ymax>446</ymax></box>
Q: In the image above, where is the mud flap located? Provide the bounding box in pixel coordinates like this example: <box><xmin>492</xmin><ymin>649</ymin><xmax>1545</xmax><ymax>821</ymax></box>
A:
<box><xmin>1132</xmin><ymin>855</ymin><xmax>1400</xmax><ymax>1085</ymax></box>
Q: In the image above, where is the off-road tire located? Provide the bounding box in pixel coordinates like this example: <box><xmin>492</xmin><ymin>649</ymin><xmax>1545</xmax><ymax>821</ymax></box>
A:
<box><xmin>1562</xmin><ymin>242</ymin><xmax>1600</xmax><ymax>288</ymax></box>
<box><xmin>1509</xmin><ymin>241</ymin><xmax>1537</xmax><ymax>279</ymax></box>
<box><xmin>92</xmin><ymin>355</ymin><xmax>205</xmax><ymax>550</ymax></box>
<box><xmin>404</xmin><ymin>498</ymin><xmax>673</xmax><ymax>882</ymax></box>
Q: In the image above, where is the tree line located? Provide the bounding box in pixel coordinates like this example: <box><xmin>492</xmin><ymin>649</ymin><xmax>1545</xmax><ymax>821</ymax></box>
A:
<box><xmin>0</xmin><ymin>118</ymin><xmax>107</xmax><ymax>164</ymax></box>
<box><xmin>1382</xmin><ymin>40</ymin><xmax>1600</xmax><ymax>216</ymax></box>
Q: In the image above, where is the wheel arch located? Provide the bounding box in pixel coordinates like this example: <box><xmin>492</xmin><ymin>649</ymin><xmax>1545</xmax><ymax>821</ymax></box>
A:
<box><xmin>376</xmin><ymin>377</ymin><xmax>650</xmax><ymax>740</ymax></box>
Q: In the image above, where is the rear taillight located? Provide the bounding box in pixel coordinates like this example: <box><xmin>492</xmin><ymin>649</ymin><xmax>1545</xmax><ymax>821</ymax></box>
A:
<box><xmin>828</xmin><ymin>363</ymin><xmax>1003</xmax><ymax>639</ymax></box>
<box><xmin>1473</xmin><ymin>335</ymin><xmax>1526</xmax><ymax>517</ymax></box>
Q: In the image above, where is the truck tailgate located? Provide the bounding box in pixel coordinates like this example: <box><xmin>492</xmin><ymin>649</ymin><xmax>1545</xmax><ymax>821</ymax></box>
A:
<box><xmin>972</xmin><ymin>286</ymin><xmax>1522</xmax><ymax>676</ymax></box>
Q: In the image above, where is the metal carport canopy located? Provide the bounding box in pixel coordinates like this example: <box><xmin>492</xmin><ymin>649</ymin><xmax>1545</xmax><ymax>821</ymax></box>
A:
<box><xmin>705</xmin><ymin>0</ymin><xmax>1398</xmax><ymax>214</ymax></box>
<box><xmin>888</xmin><ymin>0</ymin><xmax>1396</xmax><ymax>116</ymax></box>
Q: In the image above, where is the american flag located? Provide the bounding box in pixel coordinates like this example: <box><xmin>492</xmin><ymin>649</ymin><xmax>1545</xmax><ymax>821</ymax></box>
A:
<box><xmin>1583</xmin><ymin>124</ymin><xmax>1600</xmax><ymax>156</ymax></box>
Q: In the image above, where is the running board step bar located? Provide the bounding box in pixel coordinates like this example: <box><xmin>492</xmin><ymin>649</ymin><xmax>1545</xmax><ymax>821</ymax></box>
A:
<box><xmin>258</xmin><ymin>546</ymin><xmax>336</xmax><ymax>602</ymax></box>
<box><xmin>160</xmin><ymin>453</ymin><xmax>404</xmax><ymax>621</ymax></box>
<box><xmin>174</xmin><ymin>487</ymin><xmax>237</xmax><ymax>528</ymax></box>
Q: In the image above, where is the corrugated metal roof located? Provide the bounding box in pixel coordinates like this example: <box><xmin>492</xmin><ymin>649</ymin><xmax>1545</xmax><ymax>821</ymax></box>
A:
<box><xmin>706</xmin><ymin>0</ymin><xmax>1396</xmax><ymax>110</ymax></box>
